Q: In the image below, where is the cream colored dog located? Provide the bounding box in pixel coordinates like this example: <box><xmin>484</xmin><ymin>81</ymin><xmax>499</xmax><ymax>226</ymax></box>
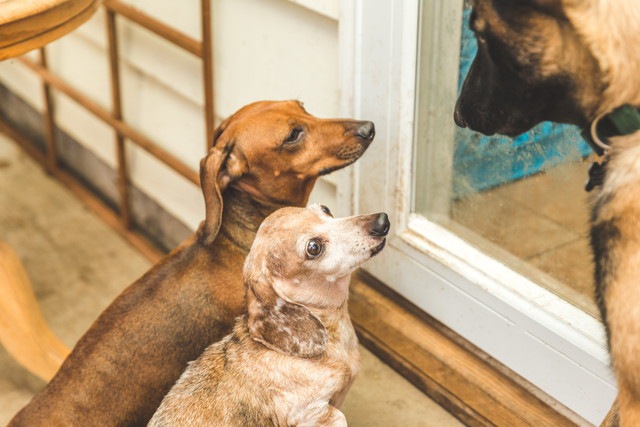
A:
<box><xmin>149</xmin><ymin>205</ymin><xmax>389</xmax><ymax>426</ymax></box>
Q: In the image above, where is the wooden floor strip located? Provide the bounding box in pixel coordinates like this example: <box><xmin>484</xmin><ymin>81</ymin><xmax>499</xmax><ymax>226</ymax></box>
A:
<box><xmin>349</xmin><ymin>272</ymin><xmax>587</xmax><ymax>427</ymax></box>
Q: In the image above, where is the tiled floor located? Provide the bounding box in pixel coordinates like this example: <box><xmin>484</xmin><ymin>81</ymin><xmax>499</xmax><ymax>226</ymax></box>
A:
<box><xmin>0</xmin><ymin>135</ymin><xmax>462</xmax><ymax>426</ymax></box>
<box><xmin>451</xmin><ymin>160</ymin><xmax>598</xmax><ymax>317</ymax></box>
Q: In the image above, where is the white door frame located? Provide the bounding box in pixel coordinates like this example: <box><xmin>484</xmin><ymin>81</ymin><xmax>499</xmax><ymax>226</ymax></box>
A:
<box><xmin>338</xmin><ymin>0</ymin><xmax>615</xmax><ymax>423</ymax></box>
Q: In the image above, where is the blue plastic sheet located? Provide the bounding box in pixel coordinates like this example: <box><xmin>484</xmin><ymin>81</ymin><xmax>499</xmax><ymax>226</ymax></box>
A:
<box><xmin>452</xmin><ymin>9</ymin><xmax>591</xmax><ymax>197</ymax></box>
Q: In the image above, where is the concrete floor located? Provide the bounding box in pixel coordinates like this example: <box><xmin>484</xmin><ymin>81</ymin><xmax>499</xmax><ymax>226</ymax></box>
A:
<box><xmin>0</xmin><ymin>135</ymin><xmax>462</xmax><ymax>426</ymax></box>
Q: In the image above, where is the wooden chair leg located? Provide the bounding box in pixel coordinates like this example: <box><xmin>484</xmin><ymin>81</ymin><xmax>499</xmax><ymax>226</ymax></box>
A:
<box><xmin>0</xmin><ymin>242</ymin><xmax>69</xmax><ymax>381</ymax></box>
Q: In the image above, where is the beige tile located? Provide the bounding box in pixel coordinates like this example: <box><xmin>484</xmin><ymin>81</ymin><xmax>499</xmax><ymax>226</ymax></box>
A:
<box><xmin>491</xmin><ymin>161</ymin><xmax>592</xmax><ymax>235</ymax></box>
<box><xmin>344</xmin><ymin>347</ymin><xmax>463</xmax><ymax>427</ymax></box>
<box><xmin>452</xmin><ymin>191</ymin><xmax>580</xmax><ymax>259</ymax></box>
<box><xmin>452</xmin><ymin>162</ymin><xmax>598</xmax><ymax>317</ymax></box>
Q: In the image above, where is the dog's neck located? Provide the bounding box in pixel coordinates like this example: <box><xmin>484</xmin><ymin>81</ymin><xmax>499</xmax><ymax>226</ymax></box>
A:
<box><xmin>304</xmin><ymin>280</ymin><xmax>352</xmax><ymax>330</ymax></box>
<box><xmin>313</xmin><ymin>302</ymin><xmax>350</xmax><ymax>329</ymax></box>
<box><xmin>596</xmin><ymin>130</ymin><xmax>640</xmax><ymax>196</ymax></box>
<box><xmin>564</xmin><ymin>0</ymin><xmax>640</xmax><ymax>113</ymax></box>
<box><xmin>217</xmin><ymin>187</ymin><xmax>289</xmax><ymax>253</ymax></box>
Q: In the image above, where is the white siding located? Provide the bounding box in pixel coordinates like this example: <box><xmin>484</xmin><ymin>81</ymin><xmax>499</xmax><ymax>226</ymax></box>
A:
<box><xmin>0</xmin><ymin>0</ymin><xmax>339</xmax><ymax>230</ymax></box>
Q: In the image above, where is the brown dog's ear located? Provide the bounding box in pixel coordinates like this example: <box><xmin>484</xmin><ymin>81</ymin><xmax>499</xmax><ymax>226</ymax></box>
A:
<box><xmin>198</xmin><ymin>117</ymin><xmax>248</xmax><ymax>245</ymax></box>
<box><xmin>246</xmin><ymin>272</ymin><xmax>328</xmax><ymax>358</ymax></box>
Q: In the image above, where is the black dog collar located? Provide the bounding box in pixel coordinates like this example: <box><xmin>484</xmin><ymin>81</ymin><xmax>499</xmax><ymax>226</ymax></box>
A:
<box><xmin>581</xmin><ymin>105</ymin><xmax>640</xmax><ymax>156</ymax></box>
<box><xmin>582</xmin><ymin>105</ymin><xmax>640</xmax><ymax>192</ymax></box>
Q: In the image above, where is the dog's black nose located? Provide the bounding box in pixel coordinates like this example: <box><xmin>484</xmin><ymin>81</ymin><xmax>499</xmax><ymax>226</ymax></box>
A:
<box><xmin>371</xmin><ymin>212</ymin><xmax>390</xmax><ymax>236</ymax></box>
<box><xmin>356</xmin><ymin>121</ymin><xmax>375</xmax><ymax>141</ymax></box>
<box><xmin>453</xmin><ymin>108</ymin><xmax>467</xmax><ymax>128</ymax></box>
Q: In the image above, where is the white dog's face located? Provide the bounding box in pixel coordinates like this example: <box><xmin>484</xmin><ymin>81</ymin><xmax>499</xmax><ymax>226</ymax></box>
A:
<box><xmin>245</xmin><ymin>205</ymin><xmax>389</xmax><ymax>309</ymax></box>
<box><xmin>294</xmin><ymin>204</ymin><xmax>387</xmax><ymax>279</ymax></box>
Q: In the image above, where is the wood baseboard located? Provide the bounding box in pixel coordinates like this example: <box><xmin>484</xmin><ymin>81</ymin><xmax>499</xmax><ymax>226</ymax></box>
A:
<box><xmin>349</xmin><ymin>271</ymin><xmax>588</xmax><ymax>426</ymax></box>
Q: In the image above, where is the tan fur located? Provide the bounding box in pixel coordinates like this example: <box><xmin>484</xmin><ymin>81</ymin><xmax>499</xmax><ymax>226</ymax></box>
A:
<box><xmin>563</xmin><ymin>0</ymin><xmax>640</xmax><ymax>113</ymax></box>
<box><xmin>149</xmin><ymin>206</ymin><xmax>389</xmax><ymax>426</ymax></box>
<box><xmin>593</xmin><ymin>132</ymin><xmax>640</xmax><ymax>427</ymax></box>
<box><xmin>9</xmin><ymin>101</ymin><xmax>374</xmax><ymax>426</ymax></box>
<box><xmin>460</xmin><ymin>2</ymin><xmax>640</xmax><ymax>425</ymax></box>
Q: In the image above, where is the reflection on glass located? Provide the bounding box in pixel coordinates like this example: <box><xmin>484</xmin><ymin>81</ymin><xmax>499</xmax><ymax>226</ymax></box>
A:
<box><xmin>415</xmin><ymin>6</ymin><xmax>598</xmax><ymax>317</ymax></box>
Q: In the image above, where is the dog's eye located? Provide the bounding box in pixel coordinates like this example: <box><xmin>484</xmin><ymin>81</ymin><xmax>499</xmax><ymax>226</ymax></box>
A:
<box><xmin>306</xmin><ymin>239</ymin><xmax>323</xmax><ymax>259</ymax></box>
<box><xmin>320</xmin><ymin>205</ymin><xmax>333</xmax><ymax>217</ymax></box>
<box><xmin>284</xmin><ymin>127</ymin><xmax>304</xmax><ymax>144</ymax></box>
<box><xmin>476</xmin><ymin>34</ymin><xmax>487</xmax><ymax>45</ymax></box>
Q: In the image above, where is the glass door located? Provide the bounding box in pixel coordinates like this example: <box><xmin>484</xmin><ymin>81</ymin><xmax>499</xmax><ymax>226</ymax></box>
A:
<box><xmin>341</xmin><ymin>0</ymin><xmax>616</xmax><ymax>423</ymax></box>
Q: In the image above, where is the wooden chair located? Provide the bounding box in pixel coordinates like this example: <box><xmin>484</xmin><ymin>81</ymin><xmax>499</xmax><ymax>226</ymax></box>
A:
<box><xmin>0</xmin><ymin>243</ymin><xmax>69</xmax><ymax>381</ymax></box>
<box><xmin>0</xmin><ymin>0</ymin><xmax>99</xmax><ymax>380</ymax></box>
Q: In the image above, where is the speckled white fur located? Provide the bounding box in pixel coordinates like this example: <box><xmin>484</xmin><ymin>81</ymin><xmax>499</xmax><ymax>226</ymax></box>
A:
<box><xmin>149</xmin><ymin>206</ymin><xmax>388</xmax><ymax>426</ymax></box>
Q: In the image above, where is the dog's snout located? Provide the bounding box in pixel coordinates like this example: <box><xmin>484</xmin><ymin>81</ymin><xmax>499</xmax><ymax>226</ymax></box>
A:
<box><xmin>356</xmin><ymin>121</ymin><xmax>375</xmax><ymax>141</ymax></box>
<box><xmin>370</xmin><ymin>213</ymin><xmax>390</xmax><ymax>236</ymax></box>
<box><xmin>453</xmin><ymin>107</ymin><xmax>467</xmax><ymax>128</ymax></box>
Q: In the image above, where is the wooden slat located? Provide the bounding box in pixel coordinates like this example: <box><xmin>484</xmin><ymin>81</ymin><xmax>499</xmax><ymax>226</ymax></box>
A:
<box><xmin>105</xmin><ymin>8</ymin><xmax>132</xmax><ymax>228</ymax></box>
<box><xmin>103</xmin><ymin>0</ymin><xmax>202</xmax><ymax>57</ymax></box>
<box><xmin>200</xmin><ymin>0</ymin><xmax>214</xmax><ymax>150</ymax></box>
<box><xmin>16</xmin><ymin>56</ymin><xmax>200</xmax><ymax>186</ymax></box>
<box><xmin>349</xmin><ymin>272</ymin><xmax>587</xmax><ymax>427</ymax></box>
<box><xmin>39</xmin><ymin>48</ymin><xmax>59</xmax><ymax>174</ymax></box>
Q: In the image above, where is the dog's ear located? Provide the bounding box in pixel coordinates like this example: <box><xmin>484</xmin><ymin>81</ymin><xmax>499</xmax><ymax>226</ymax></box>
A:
<box><xmin>246</xmin><ymin>269</ymin><xmax>328</xmax><ymax>358</ymax></box>
<box><xmin>198</xmin><ymin>116</ymin><xmax>248</xmax><ymax>245</ymax></box>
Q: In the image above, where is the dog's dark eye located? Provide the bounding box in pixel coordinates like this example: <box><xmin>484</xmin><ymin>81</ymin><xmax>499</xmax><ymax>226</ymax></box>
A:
<box><xmin>284</xmin><ymin>127</ymin><xmax>304</xmax><ymax>144</ymax></box>
<box><xmin>306</xmin><ymin>239</ymin><xmax>323</xmax><ymax>259</ymax></box>
<box><xmin>320</xmin><ymin>205</ymin><xmax>333</xmax><ymax>217</ymax></box>
<box><xmin>476</xmin><ymin>34</ymin><xmax>487</xmax><ymax>45</ymax></box>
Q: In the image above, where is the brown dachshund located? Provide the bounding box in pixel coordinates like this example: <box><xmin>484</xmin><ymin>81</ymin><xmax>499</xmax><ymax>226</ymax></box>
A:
<box><xmin>149</xmin><ymin>205</ymin><xmax>389</xmax><ymax>427</ymax></box>
<box><xmin>9</xmin><ymin>100</ymin><xmax>375</xmax><ymax>426</ymax></box>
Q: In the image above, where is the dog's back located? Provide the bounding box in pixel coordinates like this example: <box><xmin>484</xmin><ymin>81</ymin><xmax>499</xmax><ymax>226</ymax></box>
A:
<box><xmin>149</xmin><ymin>320</ymin><xmax>272</xmax><ymax>427</ymax></box>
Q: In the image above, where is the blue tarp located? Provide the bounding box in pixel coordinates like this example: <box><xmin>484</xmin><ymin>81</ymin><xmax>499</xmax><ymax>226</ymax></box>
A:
<box><xmin>452</xmin><ymin>9</ymin><xmax>591</xmax><ymax>197</ymax></box>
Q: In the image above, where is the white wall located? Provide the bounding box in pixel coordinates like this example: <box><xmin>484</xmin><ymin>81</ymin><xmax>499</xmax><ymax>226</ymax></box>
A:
<box><xmin>0</xmin><ymin>0</ymin><xmax>340</xmax><ymax>230</ymax></box>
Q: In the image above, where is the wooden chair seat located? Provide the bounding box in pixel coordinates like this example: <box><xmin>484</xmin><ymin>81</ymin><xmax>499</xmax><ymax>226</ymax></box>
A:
<box><xmin>0</xmin><ymin>0</ymin><xmax>99</xmax><ymax>381</ymax></box>
<box><xmin>0</xmin><ymin>0</ymin><xmax>99</xmax><ymax>60</ymax></box>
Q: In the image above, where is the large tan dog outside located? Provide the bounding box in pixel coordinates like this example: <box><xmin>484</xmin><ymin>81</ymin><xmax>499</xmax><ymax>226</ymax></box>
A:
<box><xmin>454</xmin><ymin>1</ymin><xmax>640</xmax><ymax>426</ymax></box>
<box><xmin>9</xmin><ymin>100</ymin><xmax>375</xmax><ymax>426</ymax></box>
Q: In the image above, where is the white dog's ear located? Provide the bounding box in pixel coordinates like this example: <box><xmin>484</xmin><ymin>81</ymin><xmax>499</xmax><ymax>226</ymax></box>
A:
<box><xmin>246</xmin><ymin>271</ymin><xmax>328</xmax><ymax>358</ymax></box>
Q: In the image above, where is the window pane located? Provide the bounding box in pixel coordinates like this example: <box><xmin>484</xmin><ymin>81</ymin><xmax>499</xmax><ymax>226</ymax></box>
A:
<box><xmin>414</xmin><ymin>4</ymin><xmax>598</xmax><ymax>317</ymax></box>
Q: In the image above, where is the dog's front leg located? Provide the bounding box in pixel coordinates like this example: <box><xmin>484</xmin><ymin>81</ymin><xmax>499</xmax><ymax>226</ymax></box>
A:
<box><xmin>295</xmin><ymin>404</ymin><xmax>347</xmax><ymax>427</ymax></box>
<box><xmin>329</xmin><ymin>380</ymin><xmax>354</xmax><ymax>409</ymax></box>
<box><xmin>600</xmin><ymin>398</ymin><xmax>619</xmax><ymax>427</ymax></box>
